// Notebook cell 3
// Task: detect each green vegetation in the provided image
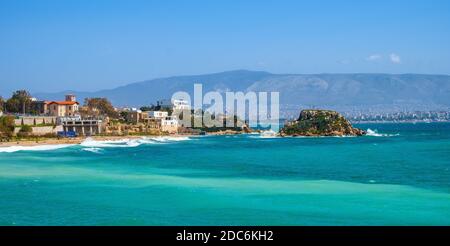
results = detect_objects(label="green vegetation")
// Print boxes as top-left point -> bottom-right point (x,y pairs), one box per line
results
140,105 -> 173,115
0,96 -> 4,112
119,111 -> 129,121
16,125 -> 33,138
4,90 -> 32,114
81,97 -> 119,118
139,106 -> 154,111
0,116 -> 15,141
34,123 -> 56,127
281,109 -> 365,136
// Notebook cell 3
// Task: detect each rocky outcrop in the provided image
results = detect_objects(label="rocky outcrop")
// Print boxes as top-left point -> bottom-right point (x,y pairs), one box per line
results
280,110 -> 365,136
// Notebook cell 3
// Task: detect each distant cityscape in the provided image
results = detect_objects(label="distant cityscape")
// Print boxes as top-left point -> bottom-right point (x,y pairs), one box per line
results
280,104 -> 450,123
344,111 -> 450,123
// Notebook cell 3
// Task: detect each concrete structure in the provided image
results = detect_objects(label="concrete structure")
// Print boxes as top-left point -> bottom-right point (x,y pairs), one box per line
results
47,94 -> 80,117
14,125 -> 63,136
48,101 -> 79,117
14,116 -> 57,126
65,94 -> 76,102
148,111 -> 168,119
126,110 -> 149,124
142,118 -> 160,129
158,99 -> 191,110
59,116 -> 104,136
173,99 -> 191,110
161,116 -> 179,133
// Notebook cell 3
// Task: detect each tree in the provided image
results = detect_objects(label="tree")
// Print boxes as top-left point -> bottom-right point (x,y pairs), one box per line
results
140,105 -> 172,114
17,125 -> 33,138
139,105 -> 155,111
119,111 -> 129,120
5,90 -> 32,114
84,98 -> 119,118
0,96 -> 4,112
0,116 -> 15,140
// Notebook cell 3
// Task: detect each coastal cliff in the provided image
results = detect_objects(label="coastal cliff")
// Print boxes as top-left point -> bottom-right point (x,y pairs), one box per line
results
280,110 -> 365,136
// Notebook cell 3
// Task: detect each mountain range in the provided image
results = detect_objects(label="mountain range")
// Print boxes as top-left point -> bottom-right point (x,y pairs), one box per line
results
34,70 -> 450,112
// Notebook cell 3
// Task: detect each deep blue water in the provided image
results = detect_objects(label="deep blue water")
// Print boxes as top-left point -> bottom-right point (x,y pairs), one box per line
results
0,123 -> 449,225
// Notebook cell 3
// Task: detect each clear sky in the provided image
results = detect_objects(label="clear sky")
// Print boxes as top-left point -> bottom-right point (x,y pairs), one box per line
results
1,0 -> 450,96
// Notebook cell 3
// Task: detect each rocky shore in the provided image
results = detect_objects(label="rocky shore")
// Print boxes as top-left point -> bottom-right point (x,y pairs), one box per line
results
280,109 -> 366,137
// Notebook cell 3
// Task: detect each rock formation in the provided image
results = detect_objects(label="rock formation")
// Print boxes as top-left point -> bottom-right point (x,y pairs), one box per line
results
280,110 -> 365,136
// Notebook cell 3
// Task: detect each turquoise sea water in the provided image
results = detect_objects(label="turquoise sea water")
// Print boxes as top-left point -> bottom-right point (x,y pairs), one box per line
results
0,123 -> 449,225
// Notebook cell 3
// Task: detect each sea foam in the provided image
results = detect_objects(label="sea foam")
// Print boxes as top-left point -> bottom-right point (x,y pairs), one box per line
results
82,147 -> 103,154
0,144 -> 74,153
366,129 -> 399,137
80,136 -> 192,148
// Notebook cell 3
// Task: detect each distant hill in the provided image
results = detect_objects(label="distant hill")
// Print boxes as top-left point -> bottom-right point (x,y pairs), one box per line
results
34,70 -> 450,111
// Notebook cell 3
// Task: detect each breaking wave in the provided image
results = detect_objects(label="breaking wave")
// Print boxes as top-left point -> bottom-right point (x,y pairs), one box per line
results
0,137 -> 193,153
0,144 -> 74,153
82,147 -> 103,154
80,136 -> 192,148
366,129 -> 399,137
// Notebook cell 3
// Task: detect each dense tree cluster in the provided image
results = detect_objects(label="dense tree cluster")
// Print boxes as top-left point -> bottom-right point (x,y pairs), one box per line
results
0,115 -> 15,140
82,98 -> 119,118
1,90 -> 32,114
140,105 -> 173,115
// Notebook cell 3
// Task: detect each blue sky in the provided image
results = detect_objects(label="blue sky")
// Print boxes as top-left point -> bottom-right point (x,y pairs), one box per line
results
1,0 -> 450,95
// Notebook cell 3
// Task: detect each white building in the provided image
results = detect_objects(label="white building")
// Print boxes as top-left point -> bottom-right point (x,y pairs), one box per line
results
172,99 -> 191,110
158,99 -> 191,111
148,111 -> 168,119
161,116 -> 179,133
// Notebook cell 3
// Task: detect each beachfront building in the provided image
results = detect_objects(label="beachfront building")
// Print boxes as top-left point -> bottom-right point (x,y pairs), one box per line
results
173,99 -> 191,110
48,94 -> 80,117
161,116 -> 179,133
59,116 -> 104,136
138,113 -> 179,134
148,111 -> 168,119
158,99 -> 191,111
126,110 -> 149,124
48,101 -> 79,117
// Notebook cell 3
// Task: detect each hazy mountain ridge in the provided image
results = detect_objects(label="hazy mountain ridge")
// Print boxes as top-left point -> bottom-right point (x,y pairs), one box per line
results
34,70 -> 450,110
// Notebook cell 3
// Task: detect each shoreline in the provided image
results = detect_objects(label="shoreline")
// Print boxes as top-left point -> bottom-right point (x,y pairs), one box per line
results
0,134 -> 196,148
0,129 -> 253,148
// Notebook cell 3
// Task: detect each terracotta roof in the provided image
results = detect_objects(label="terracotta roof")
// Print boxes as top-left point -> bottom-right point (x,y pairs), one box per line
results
48,101 -> 79,105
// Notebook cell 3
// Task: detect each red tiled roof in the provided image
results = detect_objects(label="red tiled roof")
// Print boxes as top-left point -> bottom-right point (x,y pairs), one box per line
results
48,101 -> 79,105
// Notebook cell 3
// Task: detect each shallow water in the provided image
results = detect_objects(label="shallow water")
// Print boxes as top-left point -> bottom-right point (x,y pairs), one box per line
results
0,123 -> 449,225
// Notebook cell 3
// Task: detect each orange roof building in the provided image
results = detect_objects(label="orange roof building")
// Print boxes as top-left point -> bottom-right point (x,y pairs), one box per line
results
48,101 -> 79,106
48,96 -> 80,117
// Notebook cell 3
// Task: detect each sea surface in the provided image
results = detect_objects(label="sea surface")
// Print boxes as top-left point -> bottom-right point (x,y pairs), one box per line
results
1,123 -> 449,225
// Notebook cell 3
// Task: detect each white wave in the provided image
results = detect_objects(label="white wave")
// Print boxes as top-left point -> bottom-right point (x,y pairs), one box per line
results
79,136 -> 192,148
82,147 -> 103,153
148,136 -> 191,142
258,130 -> 279,138
366,129 -> 399,137
0,144 -> 74,153
80,138 -> 141,148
